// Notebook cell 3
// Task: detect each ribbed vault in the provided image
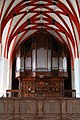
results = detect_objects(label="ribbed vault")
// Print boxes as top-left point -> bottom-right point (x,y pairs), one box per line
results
0,0 -> 80,67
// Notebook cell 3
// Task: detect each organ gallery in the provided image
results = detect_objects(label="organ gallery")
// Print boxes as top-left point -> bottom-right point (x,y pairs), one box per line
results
8,30 -> 74,98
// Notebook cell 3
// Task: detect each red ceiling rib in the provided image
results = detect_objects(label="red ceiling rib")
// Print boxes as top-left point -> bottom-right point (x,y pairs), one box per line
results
4,18 -> 13,58
57,1 -> 80,40
1,0 -> 15,34
0,0 -> 5,21
0,0 -> 80,63
69,16 -> 79,58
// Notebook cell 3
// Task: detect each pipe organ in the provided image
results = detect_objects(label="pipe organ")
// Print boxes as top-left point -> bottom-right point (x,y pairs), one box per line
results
15,32 -> 68,97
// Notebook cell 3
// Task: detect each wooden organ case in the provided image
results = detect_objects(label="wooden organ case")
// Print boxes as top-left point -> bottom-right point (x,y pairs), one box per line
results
15,31 -> 68,97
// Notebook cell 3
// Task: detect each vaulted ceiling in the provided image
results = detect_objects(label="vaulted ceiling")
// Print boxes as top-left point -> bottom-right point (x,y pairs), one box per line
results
0,0 -> 80,62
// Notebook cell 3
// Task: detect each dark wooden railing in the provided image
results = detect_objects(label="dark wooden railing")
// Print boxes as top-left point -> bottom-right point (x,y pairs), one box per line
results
63,89 -> 76,98
6,90 -> 21,98
6,89 -> 76,98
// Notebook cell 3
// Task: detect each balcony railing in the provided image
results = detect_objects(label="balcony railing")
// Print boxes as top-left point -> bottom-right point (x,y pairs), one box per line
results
6,90 -> 21,98
6,89 -> 76,98
63,90 -> 76,98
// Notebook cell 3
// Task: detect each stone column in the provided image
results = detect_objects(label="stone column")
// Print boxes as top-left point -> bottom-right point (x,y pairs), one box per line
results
71,68 -> 75,89
0,44 -> 1,57
74,58 -> 80,98
0,58 -> 8,97
6,59 -> 13,97
0,58 -> 3,97
7,61 -> 12,90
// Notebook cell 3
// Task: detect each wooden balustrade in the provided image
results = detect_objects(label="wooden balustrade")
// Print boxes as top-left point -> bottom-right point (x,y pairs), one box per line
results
6,90 -> 21,97
63,89 -> 76,98
6,89 -> 76,98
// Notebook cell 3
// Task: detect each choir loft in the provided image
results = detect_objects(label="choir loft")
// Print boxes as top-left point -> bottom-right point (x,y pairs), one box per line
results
9,30 -> 74,98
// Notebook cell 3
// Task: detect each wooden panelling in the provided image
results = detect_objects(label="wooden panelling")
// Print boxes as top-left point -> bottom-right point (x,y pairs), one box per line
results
0,98 -> 80,120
